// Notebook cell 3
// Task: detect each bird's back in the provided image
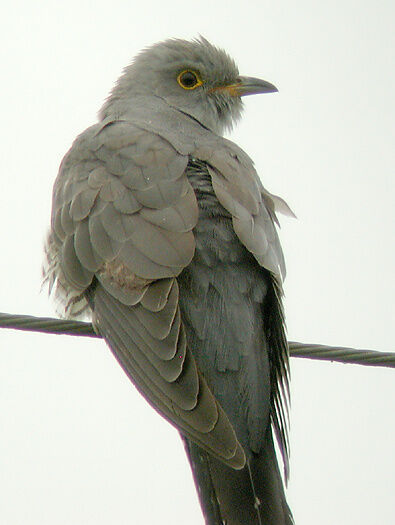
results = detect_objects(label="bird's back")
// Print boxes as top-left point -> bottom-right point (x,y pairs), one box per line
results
178,158 -> 293,524
178,158 -> 272,455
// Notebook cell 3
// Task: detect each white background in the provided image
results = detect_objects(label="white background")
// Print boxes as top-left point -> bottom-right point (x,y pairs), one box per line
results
0,1 -> 394,524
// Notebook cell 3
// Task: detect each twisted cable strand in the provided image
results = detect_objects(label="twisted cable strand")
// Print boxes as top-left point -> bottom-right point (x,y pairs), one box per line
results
1,312 -> 394,368
0,312 -> 98,338
288,342 -> 395,368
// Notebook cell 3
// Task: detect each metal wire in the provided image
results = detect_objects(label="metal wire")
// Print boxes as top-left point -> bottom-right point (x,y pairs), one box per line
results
0,312 -> 98,338
288,341 -> 395,368
1,312 -> 394,368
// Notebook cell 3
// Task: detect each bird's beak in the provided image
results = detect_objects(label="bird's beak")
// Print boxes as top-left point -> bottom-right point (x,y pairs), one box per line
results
211,76 -> 278,97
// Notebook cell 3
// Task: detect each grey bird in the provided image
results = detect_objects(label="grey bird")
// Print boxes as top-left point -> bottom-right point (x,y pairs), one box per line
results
43,37 -> 294,524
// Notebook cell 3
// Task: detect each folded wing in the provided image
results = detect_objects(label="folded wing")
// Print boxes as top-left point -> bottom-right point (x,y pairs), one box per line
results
46,119 -> 245,469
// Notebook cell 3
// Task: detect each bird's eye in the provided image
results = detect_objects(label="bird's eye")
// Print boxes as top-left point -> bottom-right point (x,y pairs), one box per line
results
177,70 -> 203,90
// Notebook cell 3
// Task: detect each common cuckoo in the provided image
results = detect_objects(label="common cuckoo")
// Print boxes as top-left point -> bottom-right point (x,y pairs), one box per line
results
44,37 -> 294,524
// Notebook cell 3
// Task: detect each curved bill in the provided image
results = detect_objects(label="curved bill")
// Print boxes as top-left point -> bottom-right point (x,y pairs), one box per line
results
212,76 -> 278,97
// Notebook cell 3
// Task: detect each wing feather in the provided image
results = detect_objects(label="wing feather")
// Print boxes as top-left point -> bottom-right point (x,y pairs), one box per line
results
46,119 -> 245,469
91,283 -> 244,467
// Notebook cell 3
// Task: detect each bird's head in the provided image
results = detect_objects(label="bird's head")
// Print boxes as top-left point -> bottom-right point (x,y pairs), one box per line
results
100,37 -> 277,135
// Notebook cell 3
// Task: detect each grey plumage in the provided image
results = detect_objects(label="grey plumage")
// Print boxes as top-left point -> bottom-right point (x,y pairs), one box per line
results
44,37 -> 293,524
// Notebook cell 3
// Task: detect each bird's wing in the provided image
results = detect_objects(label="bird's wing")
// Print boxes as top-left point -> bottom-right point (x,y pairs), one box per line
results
48,119 -> 245,469
194,137 -> 286,278
194,137 -> 291,476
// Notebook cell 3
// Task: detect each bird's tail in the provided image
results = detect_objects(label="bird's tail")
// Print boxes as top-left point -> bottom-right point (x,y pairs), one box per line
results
183,427 -> 293,525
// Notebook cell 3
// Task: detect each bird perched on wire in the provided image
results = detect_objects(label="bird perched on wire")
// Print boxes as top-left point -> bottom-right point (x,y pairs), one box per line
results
43,37 -> 295,524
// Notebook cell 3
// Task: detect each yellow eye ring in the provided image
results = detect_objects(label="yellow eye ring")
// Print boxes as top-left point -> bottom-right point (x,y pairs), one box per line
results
177,70 -> 203,90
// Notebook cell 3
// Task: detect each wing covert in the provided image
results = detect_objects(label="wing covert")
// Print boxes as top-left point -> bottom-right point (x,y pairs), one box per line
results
193,141 -> 285,280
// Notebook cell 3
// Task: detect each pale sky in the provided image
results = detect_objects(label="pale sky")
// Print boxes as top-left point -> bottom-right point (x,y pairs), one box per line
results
0,1 -> 394,524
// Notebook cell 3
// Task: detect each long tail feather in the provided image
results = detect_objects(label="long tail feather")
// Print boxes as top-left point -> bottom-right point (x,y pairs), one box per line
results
183,428 -> 294,525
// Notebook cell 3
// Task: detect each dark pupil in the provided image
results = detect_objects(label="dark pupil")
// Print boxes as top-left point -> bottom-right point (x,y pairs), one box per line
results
181,71 -> 197,87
